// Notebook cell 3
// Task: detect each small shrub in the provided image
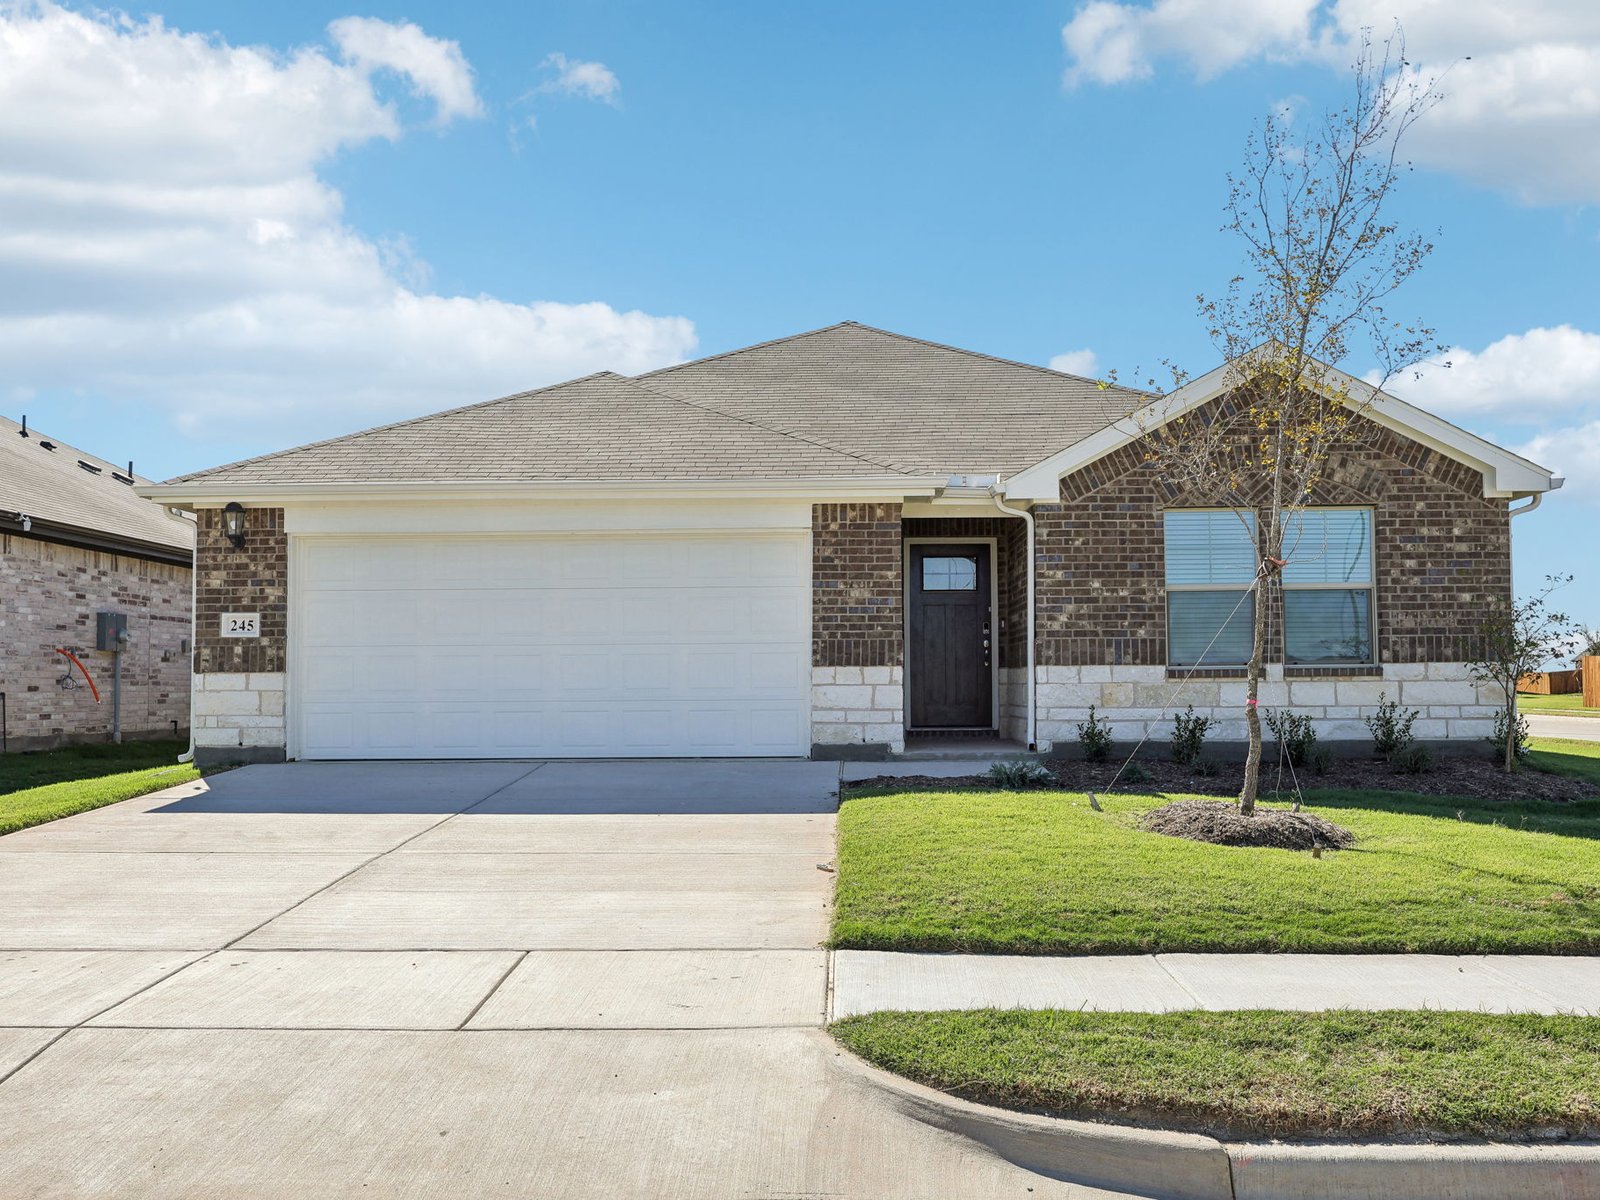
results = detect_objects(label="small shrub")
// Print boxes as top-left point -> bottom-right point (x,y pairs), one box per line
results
1390,743 -> 1433,775
1118,761 -> 1152,785
1306,744 -> 1335,776
1169,705 -> 1215,765
1490,709 -> 1531,765
1077,705 -> 1114,763
1263,708 -> 1317,767
987,761 -> 1058,790
1365,693 -> 1420,759
1192,755 -> 1221,778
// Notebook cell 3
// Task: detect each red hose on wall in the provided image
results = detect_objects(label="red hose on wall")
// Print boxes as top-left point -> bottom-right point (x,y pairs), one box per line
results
54,648 -> 101,702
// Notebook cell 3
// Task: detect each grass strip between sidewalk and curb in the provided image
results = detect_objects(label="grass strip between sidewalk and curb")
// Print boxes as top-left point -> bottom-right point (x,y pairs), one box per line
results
833,741 -> 1600,955
831,1008 -> 1600,1143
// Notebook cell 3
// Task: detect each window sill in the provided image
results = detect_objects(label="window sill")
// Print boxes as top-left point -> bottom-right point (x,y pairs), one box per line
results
1284,665 -> 1383,678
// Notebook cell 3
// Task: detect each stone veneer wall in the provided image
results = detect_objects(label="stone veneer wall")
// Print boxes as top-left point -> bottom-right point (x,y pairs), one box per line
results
191,506 -> 289,763
0,533 -> 191,750
1027,399 -> 1512,752
811,503 -> 904,754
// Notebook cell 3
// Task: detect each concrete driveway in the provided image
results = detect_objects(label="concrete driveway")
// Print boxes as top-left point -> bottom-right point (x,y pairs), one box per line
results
0,760 -> 1133,1199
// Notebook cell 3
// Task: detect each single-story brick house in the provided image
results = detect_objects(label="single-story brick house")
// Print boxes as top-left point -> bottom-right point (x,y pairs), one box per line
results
2,415 -> 194,752
139,323 -> 1559,765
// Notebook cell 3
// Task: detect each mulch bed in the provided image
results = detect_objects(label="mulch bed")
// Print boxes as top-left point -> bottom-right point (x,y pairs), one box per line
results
1141,799 -> 1356,850
848,754 -> 1597,805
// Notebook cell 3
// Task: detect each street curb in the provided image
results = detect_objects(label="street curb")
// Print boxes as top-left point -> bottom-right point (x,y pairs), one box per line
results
825,1036 -> 1234,1200
829,1039 -> 1600,1200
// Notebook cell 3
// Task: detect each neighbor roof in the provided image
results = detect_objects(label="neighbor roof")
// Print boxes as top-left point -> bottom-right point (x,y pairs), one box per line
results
1,416 -> 194,560
158,323 -> 1147,489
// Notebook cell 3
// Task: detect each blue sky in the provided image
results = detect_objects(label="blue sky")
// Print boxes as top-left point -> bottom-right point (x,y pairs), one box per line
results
4,1 -> 1596,632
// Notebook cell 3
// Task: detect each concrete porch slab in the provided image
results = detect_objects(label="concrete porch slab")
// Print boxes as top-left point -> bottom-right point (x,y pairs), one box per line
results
0,951 -> 203,1025
90,951 -> 521,1030
467,950 -> 828,1029
476,759 -> 839,814
831,951 -> 1194,1018
0,851 -> 370,950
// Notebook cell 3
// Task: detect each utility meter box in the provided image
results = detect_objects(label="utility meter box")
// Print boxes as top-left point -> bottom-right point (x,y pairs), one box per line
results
95,611 -> 128,652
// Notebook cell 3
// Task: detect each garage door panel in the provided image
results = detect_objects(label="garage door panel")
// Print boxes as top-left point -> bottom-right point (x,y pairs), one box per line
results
294,533 -> 810,759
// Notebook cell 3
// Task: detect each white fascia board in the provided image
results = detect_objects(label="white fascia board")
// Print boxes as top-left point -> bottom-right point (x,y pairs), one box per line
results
1001,358 -> 1560,502
137,475 -> 943,508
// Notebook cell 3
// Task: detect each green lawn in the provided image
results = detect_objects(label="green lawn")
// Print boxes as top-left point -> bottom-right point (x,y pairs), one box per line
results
834,758 -> 1600,954
1529,737 -> 1600,785
831,1009 -> 1600,1142
1519,693 -> 1600,718
0,740 -> 200,837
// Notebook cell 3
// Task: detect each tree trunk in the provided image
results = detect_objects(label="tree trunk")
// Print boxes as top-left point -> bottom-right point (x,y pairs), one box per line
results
1239,577 -> 1269,815
1504,692 -> 1517,773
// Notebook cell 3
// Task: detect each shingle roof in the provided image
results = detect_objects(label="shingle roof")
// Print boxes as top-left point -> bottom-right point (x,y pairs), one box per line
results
167,371 -> 907,485
1,415 -> 194,556
163,322 -> 1147,488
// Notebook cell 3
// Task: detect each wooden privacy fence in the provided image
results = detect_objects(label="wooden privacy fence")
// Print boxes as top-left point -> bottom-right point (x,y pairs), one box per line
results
1586,656 -> 1600,709
1519,669 -> 1579,695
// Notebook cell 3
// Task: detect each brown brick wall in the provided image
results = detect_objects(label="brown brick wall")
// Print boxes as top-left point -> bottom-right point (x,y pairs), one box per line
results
812,503 -> 903,668
194,507 -> 288,674
0,533 -> 191,749
902,516 -> 1028,668
1036,400 -> 1512,667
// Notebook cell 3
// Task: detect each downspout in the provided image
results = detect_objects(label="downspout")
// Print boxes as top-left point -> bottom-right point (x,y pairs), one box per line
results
177,521 -> 198,764
990,479 -> 1037,752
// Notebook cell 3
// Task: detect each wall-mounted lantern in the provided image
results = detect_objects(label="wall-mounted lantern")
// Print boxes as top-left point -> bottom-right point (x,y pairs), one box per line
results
222,501 -> 246,548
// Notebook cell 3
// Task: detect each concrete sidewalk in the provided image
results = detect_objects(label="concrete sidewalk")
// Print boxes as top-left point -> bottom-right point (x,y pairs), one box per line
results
831,950 -> 1600,1018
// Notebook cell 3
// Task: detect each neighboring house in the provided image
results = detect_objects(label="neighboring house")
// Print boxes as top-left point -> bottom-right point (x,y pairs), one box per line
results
138,323 -> 1559,765
1,416 -> 195,752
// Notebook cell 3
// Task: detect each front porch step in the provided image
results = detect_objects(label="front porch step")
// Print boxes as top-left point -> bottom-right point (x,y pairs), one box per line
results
898,737 -> 1042,762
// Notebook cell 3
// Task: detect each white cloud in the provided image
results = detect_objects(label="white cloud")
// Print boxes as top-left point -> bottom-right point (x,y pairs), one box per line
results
328,15 -> 483,122
1390,326 -> 1600,421
1059,0 -> 1600,203
1379,325 -> 1600,505
541,52 -> 622,105
0,5 -> 693,447
1049,348 -> 1101,376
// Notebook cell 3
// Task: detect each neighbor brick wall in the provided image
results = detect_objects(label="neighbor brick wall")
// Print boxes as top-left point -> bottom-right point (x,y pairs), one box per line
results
812,503 -> 903,668
194,506 -> 288,675
0,533 -> 191,750
1033,396 -> 1513,669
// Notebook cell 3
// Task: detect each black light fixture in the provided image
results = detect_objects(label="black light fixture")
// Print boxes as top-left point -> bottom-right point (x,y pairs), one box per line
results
222,501 -> 246,548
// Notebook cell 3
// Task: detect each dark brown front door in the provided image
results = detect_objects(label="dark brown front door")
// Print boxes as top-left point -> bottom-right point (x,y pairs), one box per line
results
909,543 -> 992,728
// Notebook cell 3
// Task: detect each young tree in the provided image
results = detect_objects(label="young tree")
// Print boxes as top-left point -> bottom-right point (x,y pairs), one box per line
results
1133,31 -> 1441,813
1468,576 -> 1576,772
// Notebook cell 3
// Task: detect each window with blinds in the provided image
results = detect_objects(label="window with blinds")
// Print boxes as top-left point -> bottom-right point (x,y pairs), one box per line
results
1164,510 -> 1257,666
1281,508 -> 1375,664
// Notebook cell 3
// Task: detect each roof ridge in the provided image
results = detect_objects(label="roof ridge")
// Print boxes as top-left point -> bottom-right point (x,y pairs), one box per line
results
163,371 -> 623,485
623,374 -> 924,477
631,321 -> 859,382
838,321 -> 1148,397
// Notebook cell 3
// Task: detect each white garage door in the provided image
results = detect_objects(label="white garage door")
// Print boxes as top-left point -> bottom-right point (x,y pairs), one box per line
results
291,533 -> 810,759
